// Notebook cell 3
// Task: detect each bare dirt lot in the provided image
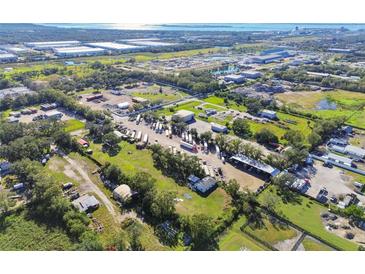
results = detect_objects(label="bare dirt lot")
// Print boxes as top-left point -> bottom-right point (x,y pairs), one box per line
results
18,107 -> 74,124
80,91 -> 134,111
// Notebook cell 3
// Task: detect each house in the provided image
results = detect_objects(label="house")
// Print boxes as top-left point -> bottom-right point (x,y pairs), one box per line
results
172,110 -> 195,123
193,176 -> 218,196
260,109 -> 278,120
0,161 -> 11,176
113,184 -> 134,204
72,194 -> 99,212
78,139 -> 89,147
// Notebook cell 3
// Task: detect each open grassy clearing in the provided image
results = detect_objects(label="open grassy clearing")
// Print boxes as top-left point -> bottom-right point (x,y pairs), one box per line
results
218,215 -> 268,251
45,155 -> 81,187
302,237 -> 333,251
275,90 -> 365,128
203,95 -> 248,112
88,141 -> 231,219
0,214 -> 73,251
64,119 -> 85,133
258,186 -> 359,251
244,216 -> 298,245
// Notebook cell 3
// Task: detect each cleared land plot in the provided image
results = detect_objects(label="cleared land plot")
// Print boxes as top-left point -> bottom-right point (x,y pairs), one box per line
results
0,214 -> 73,251
219,215 -> 268,251
203,96 -> 248,112
258,186 -> 359,250
244,215 -> 300,250
275,90 -> 365,128
64,119 -> 85,133
89,141 -> 231,219
300,236 -> 333,251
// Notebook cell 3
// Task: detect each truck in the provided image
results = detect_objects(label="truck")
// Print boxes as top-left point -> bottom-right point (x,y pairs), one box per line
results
180,141 -> 197,152
158,123 -> 163,133
182,132 -> 186,142
136,114 -> 141,125
130,130 -> 136,139
188,133 -> 192,144
204,141 -> 208,153
155,122 -> 160,133
136,131 -> 142,141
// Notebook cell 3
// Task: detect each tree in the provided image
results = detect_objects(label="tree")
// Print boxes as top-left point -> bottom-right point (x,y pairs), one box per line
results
103,132 -> 120,148
200,131 -> 212,143
344,205 -> 364,220
0,191 -> 16,215
107,230 -> 129,251
308,131 -> 322,150
150,191 -> 176,221
186,214 -> 216,250
255,128 -> 279,145
232,118 -> 251,139
77,231 -> 103,251
283,130 -> 305,147
283,147 -> 308,167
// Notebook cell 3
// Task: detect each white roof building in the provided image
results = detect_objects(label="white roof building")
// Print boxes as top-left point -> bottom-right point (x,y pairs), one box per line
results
87,42 -> 141,52
25,41 -> 81,50
54,46 -> 106,57
113,184 -> 133,203
172,110 -> 195,122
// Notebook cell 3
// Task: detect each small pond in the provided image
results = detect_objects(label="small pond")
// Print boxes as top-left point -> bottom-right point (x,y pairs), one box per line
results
315,99 -> 337,110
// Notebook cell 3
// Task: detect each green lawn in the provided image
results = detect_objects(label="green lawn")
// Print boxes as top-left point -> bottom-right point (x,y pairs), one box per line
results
45,155 -> 81,187
244,216 -> 298,245
258,186 -> 359,251
219,215 -> 268,251
89,141 -> 230,219
302,237 -> 333,251
0,214 -> 73,251
203,96 -> 248,112
64,119 -> 85,133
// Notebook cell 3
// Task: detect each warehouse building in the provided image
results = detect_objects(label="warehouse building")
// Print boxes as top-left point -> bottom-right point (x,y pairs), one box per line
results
211,122 -> 227,133
0,86 -> 34,99
250,54 -> 284,64
25,41 -> 81,50
0,53 -> 18,63
327,153 -> 353,167
260,109 -> 278,120
172,110 -> 195,122
54,46 -> 106,57
230,154 -> 280,178
87,42 -> 141,52
224,74 -> 245,84
241,71 -> 263,79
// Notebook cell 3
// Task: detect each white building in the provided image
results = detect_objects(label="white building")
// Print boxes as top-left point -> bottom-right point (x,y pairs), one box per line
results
260,109 -> 278,120
87,42 -> 141,52
0,53 -> 18,63
25,41 -> 81,50
54,46 -> 106,57
113,184 -> 133,203
172,110 -> 195,122
117,102 -> 130,109
224,74 -> 245,84
211,122 -> 227,133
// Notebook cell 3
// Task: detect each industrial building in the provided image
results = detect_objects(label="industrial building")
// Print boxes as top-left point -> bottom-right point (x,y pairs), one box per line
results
172,110 -> 195,122
211,122 -> 227,133
250,54 -> 284,64
0,87 -> 34,99
87,42 -> 141,52
327,153 -> 353,167
187,175 -> 218,196
125,39 -> 175,47
260,109 -> 278,120
0,53 -> 18,63
241,71 -> 263,79
40,103 -> 57,111
230,154 -> 280,177
24,41 -> 81,50
223,74 -> 245,84
54,46 -> 106,57
328,48 -> 353,54
45,110 -> 63,120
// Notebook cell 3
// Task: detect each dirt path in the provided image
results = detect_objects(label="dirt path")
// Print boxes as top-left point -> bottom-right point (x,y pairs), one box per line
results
63,155 -> 122,223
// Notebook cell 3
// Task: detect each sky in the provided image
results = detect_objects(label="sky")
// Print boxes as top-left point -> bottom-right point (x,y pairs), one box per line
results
1,0 -> 365,23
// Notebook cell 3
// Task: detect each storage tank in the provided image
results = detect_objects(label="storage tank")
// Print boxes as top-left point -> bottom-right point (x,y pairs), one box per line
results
117,102 -> 130,109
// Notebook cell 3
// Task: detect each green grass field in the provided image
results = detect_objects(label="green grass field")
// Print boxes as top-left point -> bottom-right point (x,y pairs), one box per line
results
64,119 -> 85,133
302,237 -> 333,251
0,214 -> 73,251
89,141 -> 230,219
219,215 -> 268,251
258,186 -> 359,251
275,90 -> 365,128
244,216 -> 298,245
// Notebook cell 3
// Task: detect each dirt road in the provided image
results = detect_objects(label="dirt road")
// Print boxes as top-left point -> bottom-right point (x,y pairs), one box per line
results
63,155 -> 125,223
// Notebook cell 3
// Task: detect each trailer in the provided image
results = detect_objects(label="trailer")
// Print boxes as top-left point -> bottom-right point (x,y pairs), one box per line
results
203,165 -> 210,176
204,142 -> 208,153
158,123 -> 163,133
155,122 -> 160,133
188,133 -> 192,144
152,122 -> 156,130
173,147 -> 177,155
136,131 -> 142,141
215,145 -> 220,157
143,133 -> 149,144
136,114 -> 141,125
130,130 -> 136,139
180,141 -> 197,152
182,132 -> 186,142
168,129 -> 172,139
165,129 -> 169,137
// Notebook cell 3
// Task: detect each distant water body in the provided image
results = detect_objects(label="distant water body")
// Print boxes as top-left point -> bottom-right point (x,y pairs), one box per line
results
40,23 -> 365,32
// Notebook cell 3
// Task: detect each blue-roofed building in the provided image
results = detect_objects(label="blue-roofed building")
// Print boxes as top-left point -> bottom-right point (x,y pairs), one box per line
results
193,176 -> 218,196
187,174 -> 201,189
0,161 -> 11,176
